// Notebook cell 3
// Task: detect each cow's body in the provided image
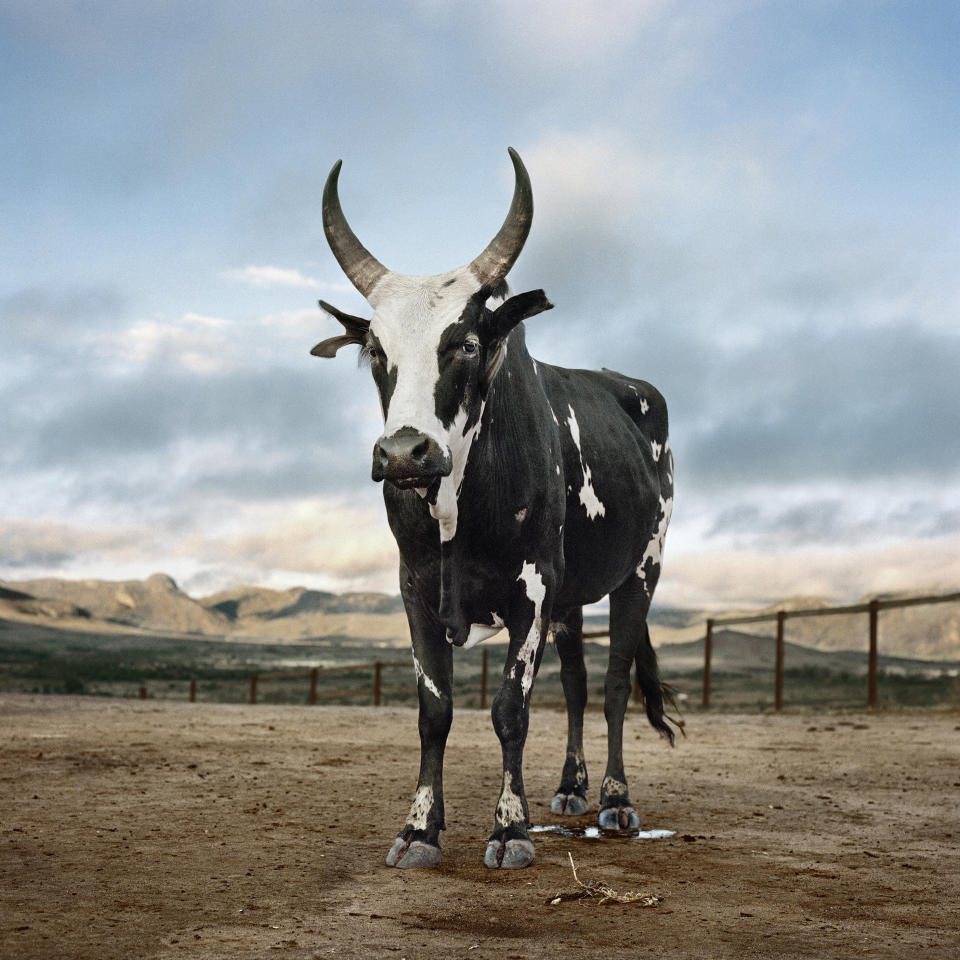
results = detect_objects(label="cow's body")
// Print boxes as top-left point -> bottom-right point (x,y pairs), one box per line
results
312,149 -> 677,870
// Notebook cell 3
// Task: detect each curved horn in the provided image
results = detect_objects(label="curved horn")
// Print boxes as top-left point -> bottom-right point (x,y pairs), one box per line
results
468,147 -> 534,288
322,159 -> 389,299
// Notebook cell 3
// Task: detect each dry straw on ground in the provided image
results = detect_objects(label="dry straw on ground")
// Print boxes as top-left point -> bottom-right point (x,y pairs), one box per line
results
547,853 -> 662,906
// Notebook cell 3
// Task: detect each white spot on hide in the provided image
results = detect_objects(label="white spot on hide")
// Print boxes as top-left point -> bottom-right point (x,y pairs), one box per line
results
640,397 -> 649,414
635,495 -> 673,593
601,775 -> 628,798
431,402 -> 484,542
496,777 -> 525,826
405,785 -> 434,829
513,562 -> 546,696
411,652 -> 442,700
651,439 -> 662,462
566,405 -> 606,519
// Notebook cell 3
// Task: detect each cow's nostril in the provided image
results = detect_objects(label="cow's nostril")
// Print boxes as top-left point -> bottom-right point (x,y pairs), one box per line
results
410,439 -> 430,463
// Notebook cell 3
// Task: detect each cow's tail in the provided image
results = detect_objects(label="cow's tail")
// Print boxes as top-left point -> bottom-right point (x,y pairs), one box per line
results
635,624 -> 685,746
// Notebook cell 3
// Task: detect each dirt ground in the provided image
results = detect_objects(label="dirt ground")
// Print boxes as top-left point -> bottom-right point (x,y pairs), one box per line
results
1,694 -> 958,959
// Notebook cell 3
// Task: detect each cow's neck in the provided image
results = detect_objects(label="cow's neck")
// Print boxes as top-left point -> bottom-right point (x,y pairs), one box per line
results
433,325 -> 561,643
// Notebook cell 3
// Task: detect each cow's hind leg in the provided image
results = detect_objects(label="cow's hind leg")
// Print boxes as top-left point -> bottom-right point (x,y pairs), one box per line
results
385,564 -> 452,869
598,578 -> 670,830
551,606 -> 589,816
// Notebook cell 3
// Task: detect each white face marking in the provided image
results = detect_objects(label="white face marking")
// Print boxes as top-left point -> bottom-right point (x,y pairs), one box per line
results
496,776 -> 525,826
411,651 -> 442,700
566,405 -> 606,520
635,495 -> 673,595
368,266 -> 480,452
405,785 -> 434,830
463,614 -> 505,649
513,561 -> 546,696
430,402 -> 484,541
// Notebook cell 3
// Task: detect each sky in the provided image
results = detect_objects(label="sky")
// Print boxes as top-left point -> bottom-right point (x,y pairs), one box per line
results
1,0 -> 958,609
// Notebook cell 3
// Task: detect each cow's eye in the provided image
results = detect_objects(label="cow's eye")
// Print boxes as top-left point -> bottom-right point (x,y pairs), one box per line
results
461,339 -> 479,356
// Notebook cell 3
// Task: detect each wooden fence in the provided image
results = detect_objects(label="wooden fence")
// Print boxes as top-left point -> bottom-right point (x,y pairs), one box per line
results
701,591 -> 960,711
137,650 -> 498,708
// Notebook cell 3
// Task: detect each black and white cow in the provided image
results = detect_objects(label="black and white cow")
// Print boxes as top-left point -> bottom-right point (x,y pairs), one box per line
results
311,148 -> 677,870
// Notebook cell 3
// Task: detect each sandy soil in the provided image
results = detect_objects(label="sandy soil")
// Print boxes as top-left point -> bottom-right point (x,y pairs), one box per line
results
1,694 -> 958,959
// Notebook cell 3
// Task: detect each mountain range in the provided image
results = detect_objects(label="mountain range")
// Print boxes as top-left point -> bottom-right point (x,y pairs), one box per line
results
1,573 -> 959,661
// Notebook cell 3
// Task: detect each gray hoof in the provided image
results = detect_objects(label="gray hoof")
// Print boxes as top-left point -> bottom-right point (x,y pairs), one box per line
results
598,805 -> 640,830
551,792 -> 588,816
484,838 -> 535,869
386,837 -> 442,869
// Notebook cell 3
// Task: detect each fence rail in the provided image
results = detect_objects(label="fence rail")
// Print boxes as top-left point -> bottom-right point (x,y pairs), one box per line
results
701,591 -> 960,711
125,590 -> 958,711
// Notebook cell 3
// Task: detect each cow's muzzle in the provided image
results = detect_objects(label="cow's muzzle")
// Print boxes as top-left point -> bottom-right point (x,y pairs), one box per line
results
372,427 -> 452,489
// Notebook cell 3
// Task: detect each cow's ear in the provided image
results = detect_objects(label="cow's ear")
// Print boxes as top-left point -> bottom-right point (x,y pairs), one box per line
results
487,289 -> 553,340
480,291 -> 554,395
310,300 -> 370,358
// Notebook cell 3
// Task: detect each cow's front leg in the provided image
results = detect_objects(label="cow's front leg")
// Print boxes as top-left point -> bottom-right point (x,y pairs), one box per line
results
386,573 -> 452,869
485,561 -> 553,870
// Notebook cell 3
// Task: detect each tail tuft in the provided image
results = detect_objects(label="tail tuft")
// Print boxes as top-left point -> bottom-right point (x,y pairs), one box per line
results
635,636 -> 685,747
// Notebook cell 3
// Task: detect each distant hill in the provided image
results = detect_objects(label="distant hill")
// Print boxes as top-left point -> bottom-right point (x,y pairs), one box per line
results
1,574 -> 958,660
7,573 -> 230,635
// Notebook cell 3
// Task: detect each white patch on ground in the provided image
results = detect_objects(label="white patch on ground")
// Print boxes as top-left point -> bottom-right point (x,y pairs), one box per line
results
405,785 -> 434,830
601,775 -> 628,798
411,651 -> 442,700
513,561 -> 546,696
566,405 -> 606,519
496,778 -> 525,826
431,402 -> 484,542
635,495 -> 673,593
463,615 -> 505,649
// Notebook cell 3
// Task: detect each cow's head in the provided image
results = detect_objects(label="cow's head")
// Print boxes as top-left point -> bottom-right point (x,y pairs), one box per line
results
312,149 -> 552,501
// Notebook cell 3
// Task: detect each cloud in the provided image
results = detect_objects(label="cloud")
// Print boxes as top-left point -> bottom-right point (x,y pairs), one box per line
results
659,537 -> 960,610
0,284 -> 127,343
222,265 -> 326,290
0,518 -> 150,574
182,495 -> 399,592
94,313 -> 234,374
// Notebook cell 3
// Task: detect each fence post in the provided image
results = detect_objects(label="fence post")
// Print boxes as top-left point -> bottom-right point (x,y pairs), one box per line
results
139,684 -> 147,700
249,674 -> 258,705
374,662 -> 382,706
481,648 -> 488,709
189,679 -> 196,703
309,668 -> 318,705
775,611 -> 786,711
867,599 -> 879,709
702,619 -> 713,710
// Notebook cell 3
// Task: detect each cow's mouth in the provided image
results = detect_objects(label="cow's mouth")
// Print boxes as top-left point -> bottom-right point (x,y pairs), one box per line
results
391,475 -> 443,504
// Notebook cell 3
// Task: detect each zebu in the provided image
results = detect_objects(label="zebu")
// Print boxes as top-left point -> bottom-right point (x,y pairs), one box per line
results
311,148 -> 677,870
